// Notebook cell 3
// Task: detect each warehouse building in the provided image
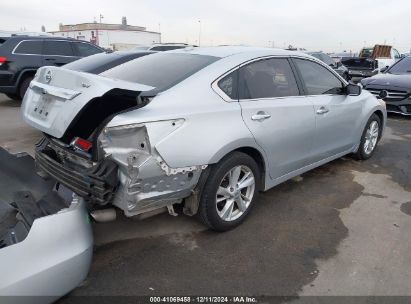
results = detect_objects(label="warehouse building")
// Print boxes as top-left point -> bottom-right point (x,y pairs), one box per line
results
49,18 -> 161,50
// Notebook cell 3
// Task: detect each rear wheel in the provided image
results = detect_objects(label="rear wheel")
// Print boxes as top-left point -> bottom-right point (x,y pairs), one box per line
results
19,76 -> 34,100
198,152 -> 261,231
5,93 -> 20,101
353,113 -> 381,160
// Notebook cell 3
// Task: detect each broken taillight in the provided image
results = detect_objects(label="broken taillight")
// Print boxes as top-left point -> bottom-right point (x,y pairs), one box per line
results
71,137 -> 92,152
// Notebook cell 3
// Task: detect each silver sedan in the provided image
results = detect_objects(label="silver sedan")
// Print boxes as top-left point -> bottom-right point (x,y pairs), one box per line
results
22,46 -> 387,231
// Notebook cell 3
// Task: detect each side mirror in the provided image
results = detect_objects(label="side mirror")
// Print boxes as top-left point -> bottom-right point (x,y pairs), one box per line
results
336,61 -> 343,68
346,83 -> 362,96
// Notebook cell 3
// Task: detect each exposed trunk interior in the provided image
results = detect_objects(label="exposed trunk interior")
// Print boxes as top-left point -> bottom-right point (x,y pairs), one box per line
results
61,88 -> 151,156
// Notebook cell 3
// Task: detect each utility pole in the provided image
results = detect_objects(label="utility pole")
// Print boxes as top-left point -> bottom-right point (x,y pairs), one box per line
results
198,20 -> 202,47
158,23 -> 161,43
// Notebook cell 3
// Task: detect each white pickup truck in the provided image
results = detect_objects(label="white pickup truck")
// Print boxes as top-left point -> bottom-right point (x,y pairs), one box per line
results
341,45 -> 402,80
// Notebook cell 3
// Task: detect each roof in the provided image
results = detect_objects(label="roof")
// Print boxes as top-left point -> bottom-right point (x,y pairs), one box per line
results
170,46 -> 307,59
3,35 -> 77,41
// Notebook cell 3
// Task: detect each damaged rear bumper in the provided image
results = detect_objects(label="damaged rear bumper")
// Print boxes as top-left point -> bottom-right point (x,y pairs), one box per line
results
35,137 -> 118,204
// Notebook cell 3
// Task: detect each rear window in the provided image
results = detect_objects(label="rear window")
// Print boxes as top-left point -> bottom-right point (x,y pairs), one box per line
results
64,52 -> 149,74
101,53 -> 219,91
14,40 -> 43,55
150,45 -> 187,51
0,37 -> 9,46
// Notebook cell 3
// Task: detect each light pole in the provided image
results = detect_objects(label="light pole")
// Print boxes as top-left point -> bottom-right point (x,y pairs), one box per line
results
198,20 -> 202,47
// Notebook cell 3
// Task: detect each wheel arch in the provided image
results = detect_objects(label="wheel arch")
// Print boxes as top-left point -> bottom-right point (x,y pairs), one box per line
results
373,109 -> 384,140
16,69 -> 37,90
209,145 -> 268,189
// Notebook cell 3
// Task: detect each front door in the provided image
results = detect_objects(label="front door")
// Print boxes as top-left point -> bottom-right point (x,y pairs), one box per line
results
238,57 -> 316,180
292,58 -> 361,161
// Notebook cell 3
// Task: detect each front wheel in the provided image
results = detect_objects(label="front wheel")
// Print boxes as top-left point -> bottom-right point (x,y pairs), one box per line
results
353,113 -> 381,160
198,152 -> 261,231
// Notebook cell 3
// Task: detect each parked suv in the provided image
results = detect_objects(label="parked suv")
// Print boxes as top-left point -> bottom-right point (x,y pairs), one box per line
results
0,36 -> 104,100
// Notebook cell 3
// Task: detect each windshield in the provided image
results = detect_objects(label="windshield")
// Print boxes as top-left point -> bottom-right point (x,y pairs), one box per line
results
101,53 -> 219,91
387,56 -> 411,74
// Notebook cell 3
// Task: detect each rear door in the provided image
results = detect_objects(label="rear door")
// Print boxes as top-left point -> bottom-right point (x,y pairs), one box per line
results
42,40 -> 78,66
292,58 -> 361,161
238,57 -> 316,180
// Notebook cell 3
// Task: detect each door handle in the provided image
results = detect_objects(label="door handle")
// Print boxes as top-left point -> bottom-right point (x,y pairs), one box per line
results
316,106 -> 329,115
44,58 -> 56,61
251,112 -> 271,121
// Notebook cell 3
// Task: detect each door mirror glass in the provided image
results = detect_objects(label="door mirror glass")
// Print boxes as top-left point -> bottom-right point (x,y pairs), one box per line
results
346,83 -> 361,96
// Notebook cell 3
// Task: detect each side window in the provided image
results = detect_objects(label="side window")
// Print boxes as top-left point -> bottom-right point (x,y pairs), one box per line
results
294,59 -> 344,95
218,70 -> 238,99
43,41 -> 74,56
14,40 -> 43,55
393,48 -> 401,60
74,42 -> 102,57
320,53 -> 335,66
239,58 -> 299,99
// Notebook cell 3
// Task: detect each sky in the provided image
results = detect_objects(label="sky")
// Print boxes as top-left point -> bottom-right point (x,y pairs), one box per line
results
1,0 -> 410,53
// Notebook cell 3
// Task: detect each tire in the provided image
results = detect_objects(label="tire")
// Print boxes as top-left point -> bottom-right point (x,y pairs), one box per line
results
19,76 -> 33,100
5,93 -> 20,101
198,152 -> 261,231
353,113 -> 381,160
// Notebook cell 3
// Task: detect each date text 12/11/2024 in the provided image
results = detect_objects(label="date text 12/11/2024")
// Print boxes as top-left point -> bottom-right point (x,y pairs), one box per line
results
149,296 -> 258,303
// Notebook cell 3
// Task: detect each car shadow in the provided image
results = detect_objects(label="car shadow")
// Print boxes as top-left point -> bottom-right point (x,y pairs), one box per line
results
0,99 -> 22,108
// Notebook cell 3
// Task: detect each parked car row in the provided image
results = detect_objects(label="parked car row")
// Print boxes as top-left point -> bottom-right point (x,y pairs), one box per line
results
341,45 -> 402,81
0,37 -> 195,100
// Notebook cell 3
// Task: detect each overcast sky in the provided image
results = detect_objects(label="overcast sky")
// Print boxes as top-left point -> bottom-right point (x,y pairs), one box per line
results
1,0 -> 410,52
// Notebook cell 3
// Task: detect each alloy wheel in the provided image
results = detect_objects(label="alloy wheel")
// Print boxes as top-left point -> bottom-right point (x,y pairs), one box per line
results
364,120 -> 379,155
215,165 -> 255,222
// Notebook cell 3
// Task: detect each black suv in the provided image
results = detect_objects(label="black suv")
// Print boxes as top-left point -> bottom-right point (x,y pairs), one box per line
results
0,36 -> 104,100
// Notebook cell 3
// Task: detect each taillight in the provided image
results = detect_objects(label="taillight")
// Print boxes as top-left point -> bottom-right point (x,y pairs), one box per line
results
71,137 -> 92,152
0,56 -> 6,66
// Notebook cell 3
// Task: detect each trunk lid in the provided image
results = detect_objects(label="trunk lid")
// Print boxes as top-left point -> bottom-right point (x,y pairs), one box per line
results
21,66 -> 155,138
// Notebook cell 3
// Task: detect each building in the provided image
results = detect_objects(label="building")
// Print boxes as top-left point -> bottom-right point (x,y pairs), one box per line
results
49,18 -> 161,50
